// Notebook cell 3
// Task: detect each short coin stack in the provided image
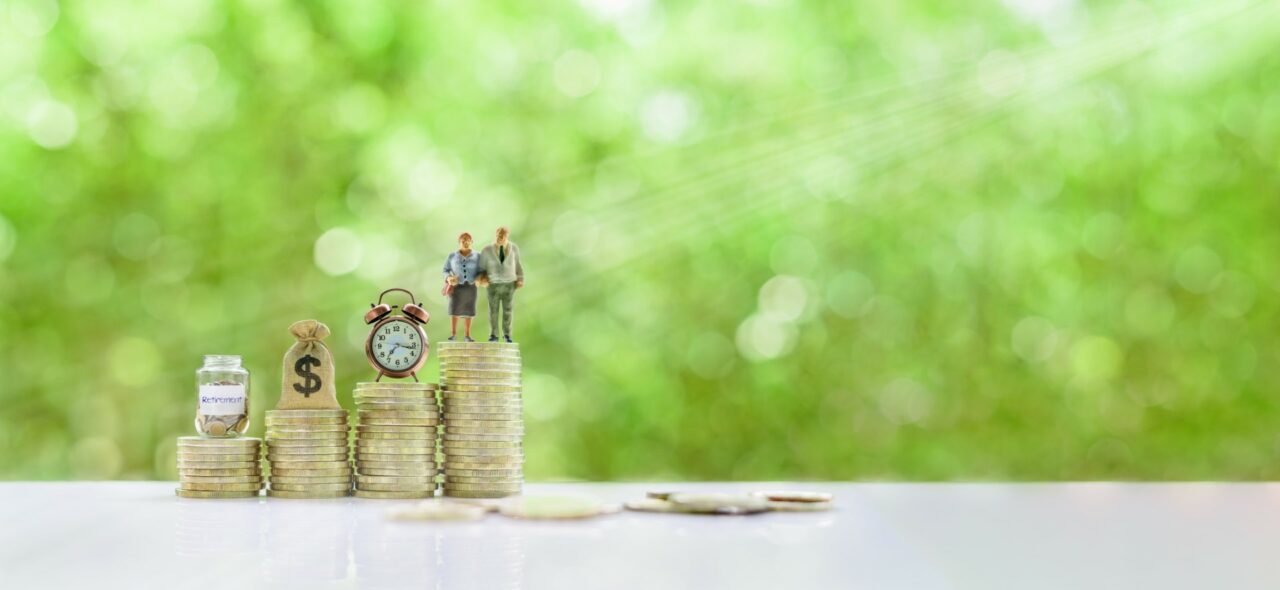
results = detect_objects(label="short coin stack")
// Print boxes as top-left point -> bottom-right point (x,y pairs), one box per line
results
439,341 -> 524,498
176,436 -> 264,498
264,409 -> 352,499
353,382 -> 439,499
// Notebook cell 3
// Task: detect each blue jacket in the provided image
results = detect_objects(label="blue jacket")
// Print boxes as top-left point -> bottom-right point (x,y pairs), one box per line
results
442,250 -> 481,285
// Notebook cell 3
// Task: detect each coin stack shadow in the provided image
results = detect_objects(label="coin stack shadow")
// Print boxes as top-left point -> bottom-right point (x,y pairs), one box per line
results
176,436 -> 264,498
264,409 -> 353,498
439,341 -> 524,498
352,382 -> 439,499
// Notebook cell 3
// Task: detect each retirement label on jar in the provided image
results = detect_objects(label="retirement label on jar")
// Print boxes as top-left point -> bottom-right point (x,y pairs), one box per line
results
199,384 -> 247,415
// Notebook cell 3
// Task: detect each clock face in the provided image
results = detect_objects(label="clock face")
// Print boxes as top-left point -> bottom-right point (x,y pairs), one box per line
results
371,319 -> 424,372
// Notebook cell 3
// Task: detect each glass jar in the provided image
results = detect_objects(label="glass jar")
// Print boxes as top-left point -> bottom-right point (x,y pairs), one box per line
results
195,355 -> 251,437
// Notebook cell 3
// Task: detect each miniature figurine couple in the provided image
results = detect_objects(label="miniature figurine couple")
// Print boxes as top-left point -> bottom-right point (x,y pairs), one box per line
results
440,226 -> 524,343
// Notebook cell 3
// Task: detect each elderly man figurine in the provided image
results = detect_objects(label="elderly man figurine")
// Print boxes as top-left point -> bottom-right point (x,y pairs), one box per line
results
441,231 -> 480,341
476,226 -> 524,343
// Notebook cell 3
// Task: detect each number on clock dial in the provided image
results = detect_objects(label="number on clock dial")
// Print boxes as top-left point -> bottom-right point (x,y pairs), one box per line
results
374,321 -> 421,371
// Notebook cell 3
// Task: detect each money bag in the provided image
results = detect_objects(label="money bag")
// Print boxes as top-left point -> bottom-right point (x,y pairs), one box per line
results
278,319 -> 339,410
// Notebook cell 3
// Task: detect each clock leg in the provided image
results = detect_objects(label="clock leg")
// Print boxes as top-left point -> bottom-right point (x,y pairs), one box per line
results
410,371 -> 419,383
375,371 -> 385,382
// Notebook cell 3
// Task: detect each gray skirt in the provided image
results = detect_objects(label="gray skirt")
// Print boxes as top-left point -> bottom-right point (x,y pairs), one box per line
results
448,283 -> 478,317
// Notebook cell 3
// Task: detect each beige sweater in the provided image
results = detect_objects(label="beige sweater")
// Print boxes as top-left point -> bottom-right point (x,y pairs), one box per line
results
478,242 -> 524,284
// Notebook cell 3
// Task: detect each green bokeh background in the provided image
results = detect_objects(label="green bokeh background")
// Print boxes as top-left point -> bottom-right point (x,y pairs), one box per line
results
1,0 -> 1278,481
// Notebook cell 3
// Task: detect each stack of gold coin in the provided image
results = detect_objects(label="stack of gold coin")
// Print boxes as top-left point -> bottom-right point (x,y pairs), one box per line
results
352,382 -> 439,499
176,436 -> 264,498
438,341 -> 523,498
264,409 -> 352,499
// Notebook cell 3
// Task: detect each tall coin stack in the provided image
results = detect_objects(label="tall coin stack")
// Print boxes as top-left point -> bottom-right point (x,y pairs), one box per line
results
352,382 -> 439,499
439,341 -> 524,498
264,409 -> 352,498
176,436 -> 264,498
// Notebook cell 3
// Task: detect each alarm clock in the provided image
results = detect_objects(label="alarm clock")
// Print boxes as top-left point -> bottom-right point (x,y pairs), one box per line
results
363,288 -> 430,381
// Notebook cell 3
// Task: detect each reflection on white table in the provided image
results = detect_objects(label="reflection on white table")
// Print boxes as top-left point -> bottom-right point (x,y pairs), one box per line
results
1,482 -> 1278,590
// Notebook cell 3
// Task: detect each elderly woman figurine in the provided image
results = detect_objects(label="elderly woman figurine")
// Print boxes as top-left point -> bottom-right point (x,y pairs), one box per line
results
441,232 -> 481,341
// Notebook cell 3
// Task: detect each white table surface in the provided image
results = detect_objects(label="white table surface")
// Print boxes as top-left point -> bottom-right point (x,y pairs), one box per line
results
1,482 -> 1278,590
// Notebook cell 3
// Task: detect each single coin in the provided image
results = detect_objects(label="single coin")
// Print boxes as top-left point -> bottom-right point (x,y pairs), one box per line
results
265,436 -> 349,445
445,427 -> 523,436
444,412 -> 523,422
354,489 -> 435,500
177,437 -> 261,448
441,364 -> 521,372
353,391 -> 437,399
269,482 -> 352,492
356,445 -> 435,454
441,489 -> 519,499
443,433 -> 523,443
443,468 -> 523,478
180,482 -> 264,492
176,489 -> 260,499
766,500 -> 834,512
444,460 -> 523,470
443,448 -> 522,458
387,499 -> 485,521
266,409 -> 349,417
357,482 -> 436,493
179,467 -> 261,477
441,440 -> 521,449
443,418 -> 522,428
442,383 -> 522,392
356,475 -> 436,485
267,440 -> 350,447
357,430 -> 435,439
263,445 -> 349,455
438,352 -> 520,359
354,391 -> 437,400
355,464 -> 437,474
268,452 -> 348,462
270,467 -> 353,477
666,493 -> 769,515
356,453 -> 435,462
177,461 -> 262,470
355,381 -> 437,389
356,466 -> 438,477
438,340 -> 519,348
440,390 -> 521,398
178,475 -> 263,484
360,419 -> 439,427
750,490 -> 834,503
267,424 -> 350,435
444,476 -> 523,484
264,417 -> 348,424
442,390 -> 522,398
176,452 -> 258,462
356,424 -> 436,433
442,398 -> 522,407
358,409 -> 440,419
442,453 -> 522,462
265,423 -> 350,432
439,354 -> 519,362
354,403 -> 436,413
269,475 -> 351,485
265,460 -> 351,470
438,347 -> 520,354
499,496 -> 609,520
442,372 -> 522,381
267,489 -> 350,499
442,482 -> 522,492
625,498 -> 679,513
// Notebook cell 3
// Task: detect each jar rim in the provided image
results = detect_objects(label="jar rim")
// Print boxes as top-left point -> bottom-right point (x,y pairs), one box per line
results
202,354 -> 243,363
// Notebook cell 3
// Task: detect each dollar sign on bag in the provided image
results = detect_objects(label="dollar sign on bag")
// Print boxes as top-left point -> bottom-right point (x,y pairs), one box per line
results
293,355 -> 322,397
